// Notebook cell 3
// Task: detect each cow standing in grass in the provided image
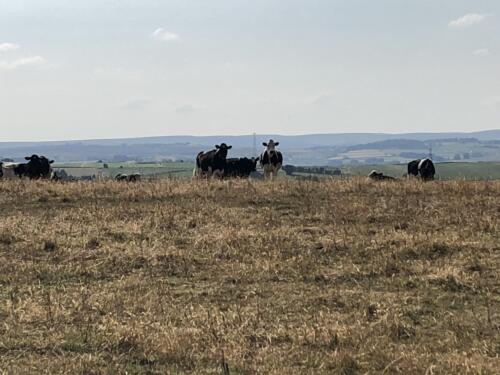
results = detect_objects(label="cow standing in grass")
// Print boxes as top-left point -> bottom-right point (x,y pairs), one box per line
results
260,140 -> 283,180
194,143 -> 232,179
223,157 -> 258,178
1,155 -> 54,179
408,159 -> 436,181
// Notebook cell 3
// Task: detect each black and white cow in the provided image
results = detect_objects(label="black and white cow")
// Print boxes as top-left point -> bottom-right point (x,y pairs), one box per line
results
39,156 -> 54,178
408,159 -> 436,181
223,157 -> 258,178
417,159 -> 436,181
260,140 -> 283,180
115,173 -> 141,182
407,160 -> 420,177
368,170 -> 396,181
1,155 -> 54,179
194,143 -> 232,178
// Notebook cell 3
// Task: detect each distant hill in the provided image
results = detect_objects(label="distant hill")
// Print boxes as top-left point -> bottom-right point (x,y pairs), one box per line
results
1,130 -> 499,165
2,129 -> 500,148
345,139 -> 428,151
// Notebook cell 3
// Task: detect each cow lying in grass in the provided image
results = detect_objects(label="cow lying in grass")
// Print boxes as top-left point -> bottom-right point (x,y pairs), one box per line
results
115,173 -> 141,182
368,170 -> 397,181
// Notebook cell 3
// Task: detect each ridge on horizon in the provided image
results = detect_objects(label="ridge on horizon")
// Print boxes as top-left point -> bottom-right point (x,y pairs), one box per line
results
1,129 -> 499,145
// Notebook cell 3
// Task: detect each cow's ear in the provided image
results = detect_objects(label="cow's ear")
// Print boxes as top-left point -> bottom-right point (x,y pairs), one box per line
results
215,145 -> 220,149
25,156 -> 31,160
50,160 -> 54,164
262,142 -> 267,147
275,142 -> 279,146
227,146 -> 232,149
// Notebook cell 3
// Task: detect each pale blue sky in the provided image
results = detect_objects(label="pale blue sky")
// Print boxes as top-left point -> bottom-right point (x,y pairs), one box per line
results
0,0 -> 499,141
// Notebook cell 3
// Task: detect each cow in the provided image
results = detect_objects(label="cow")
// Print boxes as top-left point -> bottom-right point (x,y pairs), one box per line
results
408,159 -> 436,181
38,156 -> 54,178
0,162 -> 3,178
418,158 -> 436,181
407,160 -> 420,178
368,170 -> 396,181
115,173 -> 141,182
1,155 -> 54,179
223,157 -> 258,178
260,140 -> 283,180
193,143 -> 232,179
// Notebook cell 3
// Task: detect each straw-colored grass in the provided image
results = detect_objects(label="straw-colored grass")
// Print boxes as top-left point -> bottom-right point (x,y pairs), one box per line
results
0,179 -> 498,374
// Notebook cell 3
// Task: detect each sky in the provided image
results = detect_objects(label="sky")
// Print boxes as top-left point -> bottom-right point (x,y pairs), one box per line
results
0,0 -> 499,141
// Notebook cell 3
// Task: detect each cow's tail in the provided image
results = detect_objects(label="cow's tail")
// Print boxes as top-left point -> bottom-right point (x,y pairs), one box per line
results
194,152 -> 204,179
193,167 -> 200,178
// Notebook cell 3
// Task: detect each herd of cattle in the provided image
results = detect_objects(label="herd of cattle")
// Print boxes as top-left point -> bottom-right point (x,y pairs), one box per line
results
193,139 -> 283,179
192,139 -> 436,181
0,140 -> 436,182
0,155 -> 54,180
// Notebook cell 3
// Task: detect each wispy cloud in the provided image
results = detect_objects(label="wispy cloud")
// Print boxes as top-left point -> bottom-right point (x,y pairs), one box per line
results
150,28 -> 180,42
0,56 -> 47,70
0,43 -> 20,52
473,49 -> 490,57
119,97 -> 152,111
448,13 -> 489,28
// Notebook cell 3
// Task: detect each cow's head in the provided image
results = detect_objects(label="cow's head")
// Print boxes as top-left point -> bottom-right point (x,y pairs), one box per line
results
215,143 -> 232,158
25,154 -> 40,162
368,170 -> 383,179
39,156 -> 55,178
262,140 -> 279,151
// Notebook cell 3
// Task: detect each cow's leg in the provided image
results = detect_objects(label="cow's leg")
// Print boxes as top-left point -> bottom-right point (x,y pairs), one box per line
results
206,166 -> 214,179
269,167 -> 276,180
263,168 -> 269,180
212,169 -> 224,179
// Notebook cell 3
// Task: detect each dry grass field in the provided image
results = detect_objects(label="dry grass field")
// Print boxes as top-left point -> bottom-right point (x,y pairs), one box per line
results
0,179 -> 498,374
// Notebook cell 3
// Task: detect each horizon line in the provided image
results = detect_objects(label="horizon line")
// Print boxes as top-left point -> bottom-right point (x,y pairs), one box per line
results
1,128 -> 499,144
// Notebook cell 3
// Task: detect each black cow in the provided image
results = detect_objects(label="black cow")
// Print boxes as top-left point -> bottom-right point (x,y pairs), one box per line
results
260,139 -> 283,180
223,157 -> 258,178
38,156 -> 54,178
407,160 -> 420,177
408,159 -> 436,181
368,170 -> 396,181
194,143 -> 232,178
0,162 -> 3,178
1,155 -> 54,179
